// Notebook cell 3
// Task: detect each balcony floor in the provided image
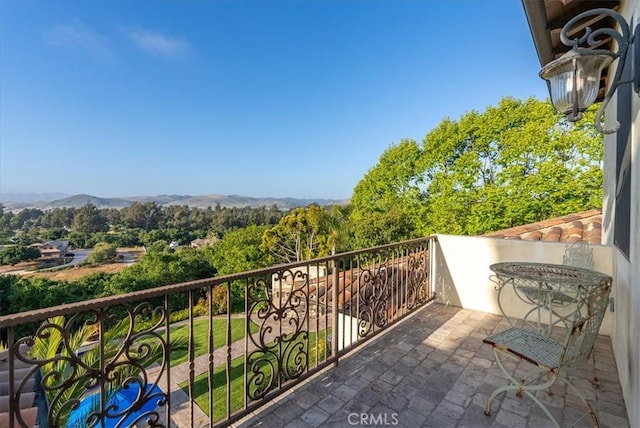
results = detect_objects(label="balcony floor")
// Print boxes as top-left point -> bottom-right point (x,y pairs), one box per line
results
234,303 -> 629,428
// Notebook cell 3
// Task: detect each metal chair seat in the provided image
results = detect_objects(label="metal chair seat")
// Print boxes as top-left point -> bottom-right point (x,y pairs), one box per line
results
483,328 -> 575,370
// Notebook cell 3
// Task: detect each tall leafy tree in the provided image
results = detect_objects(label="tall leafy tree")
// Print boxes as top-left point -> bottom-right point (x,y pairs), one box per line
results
72,204 -> 108,234
211,225 -> 270,275
351,97 -> 603,238
350,139 -> 426,225
324,204 -> 352,254
260,205 -> 332,263
122,202 -> 162,231
42,207 -> 76,229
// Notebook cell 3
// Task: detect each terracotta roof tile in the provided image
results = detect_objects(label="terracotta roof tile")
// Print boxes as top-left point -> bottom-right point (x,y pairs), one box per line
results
523,231 -> 542,241
542,227 -> 562,241
585,222 -> 602,244
483,209 -> 602,244
540,218 -> 566,227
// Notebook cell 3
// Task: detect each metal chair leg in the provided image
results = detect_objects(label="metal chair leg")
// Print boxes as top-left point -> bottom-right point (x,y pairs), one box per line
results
565,376 -> 600,427
484,348 -> 561,427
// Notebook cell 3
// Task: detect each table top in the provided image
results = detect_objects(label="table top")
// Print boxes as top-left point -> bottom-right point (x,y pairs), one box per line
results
490,262 -> 611,287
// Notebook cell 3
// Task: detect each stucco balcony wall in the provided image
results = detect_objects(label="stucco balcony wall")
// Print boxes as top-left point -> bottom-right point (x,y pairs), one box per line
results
432,234 -> 614,336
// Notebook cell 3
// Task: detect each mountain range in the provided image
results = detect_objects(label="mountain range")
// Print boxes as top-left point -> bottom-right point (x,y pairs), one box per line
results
0,193 -> 347,211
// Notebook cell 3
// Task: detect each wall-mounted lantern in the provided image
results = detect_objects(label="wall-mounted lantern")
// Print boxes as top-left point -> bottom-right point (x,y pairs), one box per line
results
539,8 -> 639,134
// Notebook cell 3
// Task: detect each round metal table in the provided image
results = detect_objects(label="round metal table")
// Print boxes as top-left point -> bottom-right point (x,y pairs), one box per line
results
489,262 -> 612,334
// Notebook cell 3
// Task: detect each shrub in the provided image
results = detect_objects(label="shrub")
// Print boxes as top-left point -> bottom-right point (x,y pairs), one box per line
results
87,242 -> 117,264
0,245 -> 41,265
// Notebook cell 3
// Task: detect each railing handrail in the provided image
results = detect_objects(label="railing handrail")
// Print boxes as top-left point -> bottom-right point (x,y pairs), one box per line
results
0,236 -> 438,328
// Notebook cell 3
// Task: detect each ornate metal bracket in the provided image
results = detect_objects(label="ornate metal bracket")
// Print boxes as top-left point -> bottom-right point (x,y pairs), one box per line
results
559,8 -> 639,134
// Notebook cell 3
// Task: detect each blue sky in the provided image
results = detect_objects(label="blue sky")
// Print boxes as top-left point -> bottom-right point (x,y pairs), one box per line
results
0,1 -> 549,200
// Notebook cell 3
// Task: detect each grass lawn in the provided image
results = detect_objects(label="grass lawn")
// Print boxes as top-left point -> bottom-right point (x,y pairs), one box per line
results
180,331 -> 328,422
169,318 -> 260,367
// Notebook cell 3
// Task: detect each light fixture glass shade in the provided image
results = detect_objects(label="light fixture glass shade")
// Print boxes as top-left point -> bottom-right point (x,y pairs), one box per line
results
540,48 -> 615,118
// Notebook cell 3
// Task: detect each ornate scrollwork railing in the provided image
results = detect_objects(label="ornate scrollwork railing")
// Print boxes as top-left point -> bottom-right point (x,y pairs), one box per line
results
246,269 -> 310,400
11,303 -> 169,428
0,236 -> 437,428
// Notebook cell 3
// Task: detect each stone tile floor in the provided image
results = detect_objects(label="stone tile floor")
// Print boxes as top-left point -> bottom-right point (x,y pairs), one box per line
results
234,303 -> 629,428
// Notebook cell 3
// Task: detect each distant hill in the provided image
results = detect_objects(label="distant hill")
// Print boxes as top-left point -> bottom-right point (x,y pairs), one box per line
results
0,192 -> 70,204
1,193 -> 347,211
48,194 -> 133,209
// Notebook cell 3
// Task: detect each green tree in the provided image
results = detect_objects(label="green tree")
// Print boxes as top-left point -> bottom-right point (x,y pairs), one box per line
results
72,204 -> 108,234
102,208 -> 123,228
122,202 -> 162,231
0,245 -> 41,265
0,209 -> 14,243
324,204 -> 352,254
211,225 -> 271,312
350,207 -> 416,249
260,205 -> 332,264
0,276 -> 80,315
106,247 -> 215,296
351,139 -> 426,225
211,225 -> 270,275
40,228 -> 66,241
351,97 -> 603,238
42,207 -> 76,229
165,205 -> 192,230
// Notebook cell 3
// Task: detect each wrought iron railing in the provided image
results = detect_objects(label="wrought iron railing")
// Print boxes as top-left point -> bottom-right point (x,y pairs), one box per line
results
0,236 -> 437,428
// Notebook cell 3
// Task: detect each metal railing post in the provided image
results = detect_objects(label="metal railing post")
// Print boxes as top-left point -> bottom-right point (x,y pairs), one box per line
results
8,328 -> 15,428
430,237 -> 438,298
332,258 -> 339,366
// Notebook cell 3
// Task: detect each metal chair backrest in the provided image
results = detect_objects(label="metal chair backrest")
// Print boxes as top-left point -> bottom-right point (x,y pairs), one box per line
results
563,242 -> 593,270
564,283 -> 611,368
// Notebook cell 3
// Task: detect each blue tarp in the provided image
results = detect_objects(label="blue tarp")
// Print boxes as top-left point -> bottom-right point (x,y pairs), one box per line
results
66,383 -> 164,428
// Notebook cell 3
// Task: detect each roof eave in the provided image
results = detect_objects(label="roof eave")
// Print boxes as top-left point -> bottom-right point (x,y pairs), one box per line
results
522,0 -> 555,67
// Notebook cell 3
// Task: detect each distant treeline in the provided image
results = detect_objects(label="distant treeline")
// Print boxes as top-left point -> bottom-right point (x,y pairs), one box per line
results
0,202 -> 286,248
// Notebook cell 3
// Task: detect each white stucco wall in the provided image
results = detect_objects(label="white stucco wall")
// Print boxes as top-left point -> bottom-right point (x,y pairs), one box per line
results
335,312 -> 360,351
433,234 -> 614,335
603,2 -> 640,426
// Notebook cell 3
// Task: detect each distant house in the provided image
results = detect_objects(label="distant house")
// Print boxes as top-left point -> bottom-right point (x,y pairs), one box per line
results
169,241 -> 180,250
39,240 -> 70,259
190,237 -> 219,248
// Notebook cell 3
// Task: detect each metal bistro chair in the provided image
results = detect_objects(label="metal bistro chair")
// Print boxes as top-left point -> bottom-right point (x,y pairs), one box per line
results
514,242 -> 595,332
483,283 -> 611,427
562,241 -> 603,387
563,241 -> 594,270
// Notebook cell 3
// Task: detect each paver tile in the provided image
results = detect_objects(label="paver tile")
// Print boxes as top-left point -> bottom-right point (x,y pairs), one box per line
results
234,303 -> 628,428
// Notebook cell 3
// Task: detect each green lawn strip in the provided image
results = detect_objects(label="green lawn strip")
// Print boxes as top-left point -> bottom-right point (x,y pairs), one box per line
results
180,330 -> 328,422
169,318 -> 260,367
